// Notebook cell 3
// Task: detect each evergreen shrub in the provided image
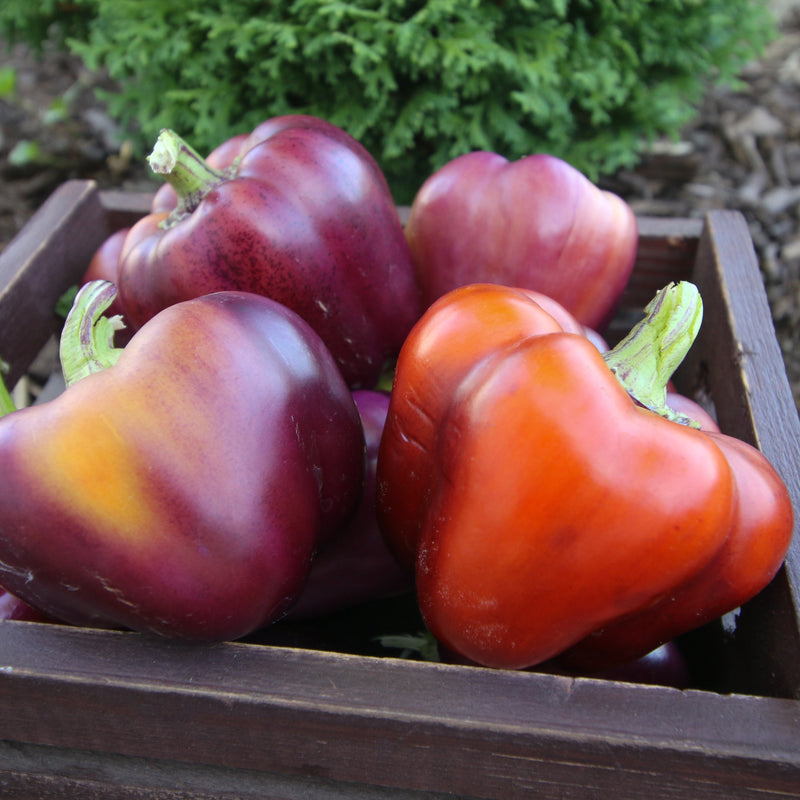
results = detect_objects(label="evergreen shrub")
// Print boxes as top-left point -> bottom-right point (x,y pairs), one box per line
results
0,0 -> 777,201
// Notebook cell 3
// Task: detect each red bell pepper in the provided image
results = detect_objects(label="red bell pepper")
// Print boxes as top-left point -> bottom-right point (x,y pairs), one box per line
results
0,281 -> 365,641
404,151 -> 637,331
116,115 -> 422,388
377,283 -> 594,570
377,282 -> 793,669
555,432 -> 794,672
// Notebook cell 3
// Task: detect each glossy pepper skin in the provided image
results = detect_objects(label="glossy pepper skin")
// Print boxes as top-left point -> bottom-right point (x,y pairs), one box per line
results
555,432 -> 794,672
116,115 -> 422,388
0,283 -> 365,641
404,152 -> 637,331
285,390 -> 412,620
377,283 -> 594,570
377,283 -> 793,670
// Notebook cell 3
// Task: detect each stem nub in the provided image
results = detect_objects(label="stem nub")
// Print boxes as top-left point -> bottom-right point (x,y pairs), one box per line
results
148,129 -> 228,228
603,281 -> 703,427
60,280 -> 126,387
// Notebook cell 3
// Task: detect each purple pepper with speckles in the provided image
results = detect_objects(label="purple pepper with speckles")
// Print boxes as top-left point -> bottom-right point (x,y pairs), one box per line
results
116,115 -> 423,389
0,286 -> 366,641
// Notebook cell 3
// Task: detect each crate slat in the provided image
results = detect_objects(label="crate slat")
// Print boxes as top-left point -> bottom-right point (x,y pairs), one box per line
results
0,182 -> 113,385
0,622 -> 798,800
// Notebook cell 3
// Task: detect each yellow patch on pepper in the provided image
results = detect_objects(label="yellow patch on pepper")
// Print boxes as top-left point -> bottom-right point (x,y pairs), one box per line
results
36,410 -> 159,543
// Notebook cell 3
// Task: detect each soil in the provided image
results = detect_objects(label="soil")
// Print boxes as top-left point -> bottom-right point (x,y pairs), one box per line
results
2,12 -> 800,411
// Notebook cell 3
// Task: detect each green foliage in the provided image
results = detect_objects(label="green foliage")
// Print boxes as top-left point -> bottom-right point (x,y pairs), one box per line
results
0,66 -> 16,99
0,0 -> 777,202
7,140 -> 44,167
0,0 -> 96,52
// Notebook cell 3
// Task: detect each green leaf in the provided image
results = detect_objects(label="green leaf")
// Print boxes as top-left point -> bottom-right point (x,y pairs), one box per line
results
0,66 -> 16,98
7,140 -> 43,167
55,285 -> 79,320
42,96 -> 68,125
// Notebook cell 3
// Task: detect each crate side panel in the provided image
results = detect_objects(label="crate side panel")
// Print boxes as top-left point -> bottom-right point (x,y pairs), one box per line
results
0,623 -> 798,799
0,181 -> 111,385
627,217 -> 703,302
0,740 -> 466,800
97,189 -> 153,231
1,720 -> 797,800
679,209 -> 800,699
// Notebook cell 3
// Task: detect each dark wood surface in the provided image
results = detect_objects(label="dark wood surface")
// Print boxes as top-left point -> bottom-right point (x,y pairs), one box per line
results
0,181 -> 112,385
0,181 -> 798,798
0,621 -> 798,800
680,211 -> 800,700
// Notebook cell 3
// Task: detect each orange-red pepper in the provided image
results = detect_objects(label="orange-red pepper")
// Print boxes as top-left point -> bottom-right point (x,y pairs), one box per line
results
376,282 -> 793,670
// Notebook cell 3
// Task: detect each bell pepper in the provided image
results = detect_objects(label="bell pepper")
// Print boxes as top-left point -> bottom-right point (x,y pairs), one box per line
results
377,283 -> 595,570
285,390 -> 413,620
404,151 -> 637,331
0,281 -> 365,641
116,115 -> 422,388
376,282 -> 793,670
555,432 -> 793,672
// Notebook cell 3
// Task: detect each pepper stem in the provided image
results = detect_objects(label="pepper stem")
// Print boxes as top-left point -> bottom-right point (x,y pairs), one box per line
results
0,360 -> 17,417
603,281 -> 703,428
148,128 -> 227,227
60,280 -> 126,387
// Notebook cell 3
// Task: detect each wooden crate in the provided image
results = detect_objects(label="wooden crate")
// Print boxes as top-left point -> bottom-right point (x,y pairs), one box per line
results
0,179 -> 798,799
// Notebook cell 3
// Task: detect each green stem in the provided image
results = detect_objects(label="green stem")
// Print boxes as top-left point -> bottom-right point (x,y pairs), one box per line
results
60,280 -> 126,387
374,631 -> 441,662
148,129 -> 227,228
0,360 -> 17,417
603,281 -> 703,428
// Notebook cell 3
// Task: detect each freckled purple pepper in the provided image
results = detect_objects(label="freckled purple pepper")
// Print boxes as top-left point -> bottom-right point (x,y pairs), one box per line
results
0,283 -> 366,641
116,115 -> 423,389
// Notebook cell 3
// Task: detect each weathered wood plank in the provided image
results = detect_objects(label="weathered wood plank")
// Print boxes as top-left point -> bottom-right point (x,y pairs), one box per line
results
0,740 -> 463,800
0,622 -> 798,799
0,181 -> 111,385
681,209 -> 800,700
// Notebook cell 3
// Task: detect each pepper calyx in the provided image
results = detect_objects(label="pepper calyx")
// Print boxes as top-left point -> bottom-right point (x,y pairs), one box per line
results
148,128 -> 228,229
602,281 -> 703,428
60,280 -> 126,387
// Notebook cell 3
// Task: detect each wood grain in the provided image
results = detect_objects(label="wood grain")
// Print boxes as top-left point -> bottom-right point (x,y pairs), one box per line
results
0,621 -> 798,800
0,181 -> 112,385
684,210 -> 800,700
